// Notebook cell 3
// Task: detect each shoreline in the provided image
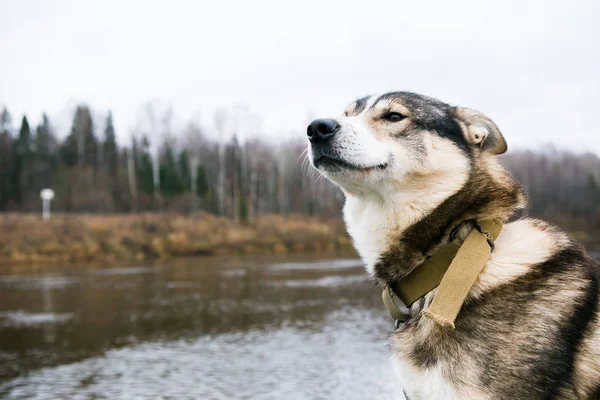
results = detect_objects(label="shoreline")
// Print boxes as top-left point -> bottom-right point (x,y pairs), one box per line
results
0,213 -> 597,267
0,213 -> 355,267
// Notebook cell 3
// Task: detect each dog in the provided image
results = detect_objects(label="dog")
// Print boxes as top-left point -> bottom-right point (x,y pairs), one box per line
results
306,92 -> 600,399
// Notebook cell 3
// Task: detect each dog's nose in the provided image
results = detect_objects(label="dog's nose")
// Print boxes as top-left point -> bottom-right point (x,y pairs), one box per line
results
307,118 -> 340,143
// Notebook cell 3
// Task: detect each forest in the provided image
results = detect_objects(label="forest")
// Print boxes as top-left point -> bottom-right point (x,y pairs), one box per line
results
0,104 -> 345,219
0,103 -> 599,226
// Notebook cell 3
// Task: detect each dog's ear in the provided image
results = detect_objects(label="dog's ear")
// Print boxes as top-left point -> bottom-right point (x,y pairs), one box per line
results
451,107 -> 507,155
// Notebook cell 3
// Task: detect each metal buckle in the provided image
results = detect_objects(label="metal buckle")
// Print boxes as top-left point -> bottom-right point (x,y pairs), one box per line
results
382,285 -> 409,329
472,221 -> 495,252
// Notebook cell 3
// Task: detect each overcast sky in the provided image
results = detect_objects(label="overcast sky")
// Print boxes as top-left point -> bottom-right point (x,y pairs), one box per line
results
1,0 -> 599,152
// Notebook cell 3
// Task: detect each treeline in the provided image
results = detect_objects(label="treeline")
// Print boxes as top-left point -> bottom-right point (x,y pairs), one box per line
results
0,105 -> 342,219
501,149 -> 600,228
0,104 -> 599,224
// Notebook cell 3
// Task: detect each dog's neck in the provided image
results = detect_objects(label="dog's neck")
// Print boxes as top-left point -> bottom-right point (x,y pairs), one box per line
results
343,158 -> 525,286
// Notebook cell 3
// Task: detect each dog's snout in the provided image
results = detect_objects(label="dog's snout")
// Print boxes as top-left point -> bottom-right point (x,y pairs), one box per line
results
307,118 -> 340,143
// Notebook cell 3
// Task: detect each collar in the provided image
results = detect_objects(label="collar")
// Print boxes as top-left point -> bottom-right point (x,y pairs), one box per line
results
382,219 -> 502,330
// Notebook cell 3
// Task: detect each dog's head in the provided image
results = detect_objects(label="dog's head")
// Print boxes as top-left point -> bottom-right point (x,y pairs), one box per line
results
307,91 -> 525,281
306,92 -> 507,196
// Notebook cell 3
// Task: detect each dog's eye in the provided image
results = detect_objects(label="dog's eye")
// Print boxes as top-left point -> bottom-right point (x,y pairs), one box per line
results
382,112 -> 405,122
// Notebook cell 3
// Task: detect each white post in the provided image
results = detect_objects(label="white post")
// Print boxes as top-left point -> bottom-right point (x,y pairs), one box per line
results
42,199 -> 50,220
40,189 -> 54,221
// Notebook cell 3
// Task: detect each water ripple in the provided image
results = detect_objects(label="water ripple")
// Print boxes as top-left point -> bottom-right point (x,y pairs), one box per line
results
0,309 -> 404,400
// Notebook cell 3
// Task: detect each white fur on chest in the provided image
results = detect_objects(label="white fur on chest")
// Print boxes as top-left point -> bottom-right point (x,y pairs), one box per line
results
392,358 -> 460,400
392,356 -> 488,400
343,197 -> 391,275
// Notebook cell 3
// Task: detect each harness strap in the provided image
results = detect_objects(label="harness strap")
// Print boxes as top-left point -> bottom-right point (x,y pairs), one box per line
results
382,219 -> 502,329
423,219 -> 502,328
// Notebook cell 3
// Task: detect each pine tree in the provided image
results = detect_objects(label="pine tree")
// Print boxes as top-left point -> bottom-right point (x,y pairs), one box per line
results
126,137 -> 139,212
82,109 -> 97,168
136,135 -> 155,196
60,132 -> 78,166
16,116 -> 32,154
62,105 -> 97,167
35,114 -> 57,159
13,116 -> 33,205
159,141 -> 186,198
178,149 -> 190,190
102,111 -> 118,176
33,114 -> 58,191
0,108 -> 14,209
59,106 -> 99,211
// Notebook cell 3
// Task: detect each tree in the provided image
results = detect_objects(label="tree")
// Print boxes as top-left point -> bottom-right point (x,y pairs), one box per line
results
0,108 -> 14,209
196,165 -> 208,198
139,102 -> 174,207
178,149 -> 190,190
185,122 -> 204,212
13,116 -> 34,205
159,139 -> 186,199
0,108 -> 12,136
32,114 -> 58,191
81,108 -> 98,168
136,135 -> 155,196
58,106 -> 100,211
62,105 -> 97,167
126,136 -> 138,212
214,109 -> 228,216
102,111 -> 118,176
224,134 -> 242,220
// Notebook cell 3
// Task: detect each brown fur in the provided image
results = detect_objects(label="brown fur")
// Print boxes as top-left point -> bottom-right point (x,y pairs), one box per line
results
374,159 -> 525,285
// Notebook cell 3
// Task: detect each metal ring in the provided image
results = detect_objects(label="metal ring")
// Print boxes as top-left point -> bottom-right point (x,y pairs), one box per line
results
472,221 -> 495,252
394,319 -> 402,330
486,237 -> 495,252
382,285 -> 409,324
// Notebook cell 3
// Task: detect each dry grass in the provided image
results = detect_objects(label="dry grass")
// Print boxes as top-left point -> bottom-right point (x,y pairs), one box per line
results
0,213 -> 354,265
2,213 -> 594,267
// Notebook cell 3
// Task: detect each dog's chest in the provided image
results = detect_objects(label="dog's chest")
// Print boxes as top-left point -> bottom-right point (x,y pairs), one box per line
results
389,305 -> 496,400
343,200 -> 391,275
392,351 -> 488,400
393,358 -> 460,400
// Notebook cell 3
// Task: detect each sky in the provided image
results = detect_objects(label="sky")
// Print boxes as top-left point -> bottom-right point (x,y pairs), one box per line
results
1,0 -> 599,152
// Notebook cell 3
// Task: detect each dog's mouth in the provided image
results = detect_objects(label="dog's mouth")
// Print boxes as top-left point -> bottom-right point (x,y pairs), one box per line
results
313,155 -> 389,172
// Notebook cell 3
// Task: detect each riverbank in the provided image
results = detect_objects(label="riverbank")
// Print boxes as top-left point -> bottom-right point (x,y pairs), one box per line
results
0,213 -> 597,266
547,216 -> 600,254
0,213 -> 354,266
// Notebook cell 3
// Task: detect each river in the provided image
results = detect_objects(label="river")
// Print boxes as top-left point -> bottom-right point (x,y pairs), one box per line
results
0,254 -> 403,399
3,251 -> 598,399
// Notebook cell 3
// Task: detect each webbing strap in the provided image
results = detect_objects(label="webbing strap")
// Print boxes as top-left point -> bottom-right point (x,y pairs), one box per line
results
382,220 -> 502,329
423,220 -> 502,328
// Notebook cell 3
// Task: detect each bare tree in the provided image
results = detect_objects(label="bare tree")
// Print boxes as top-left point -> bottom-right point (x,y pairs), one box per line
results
126,147 -> 137,212
185,121 -> 204,212
140,101 -> 175,210
142,102 -> 161,208
214,109 -> 228,216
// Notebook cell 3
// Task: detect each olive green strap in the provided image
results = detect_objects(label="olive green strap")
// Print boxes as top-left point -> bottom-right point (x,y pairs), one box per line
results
383,242 -> 462,323
383,220 -> 502,328
382,285 -> 409,322
392,242 -> 461,307
423,220 -> 502,328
